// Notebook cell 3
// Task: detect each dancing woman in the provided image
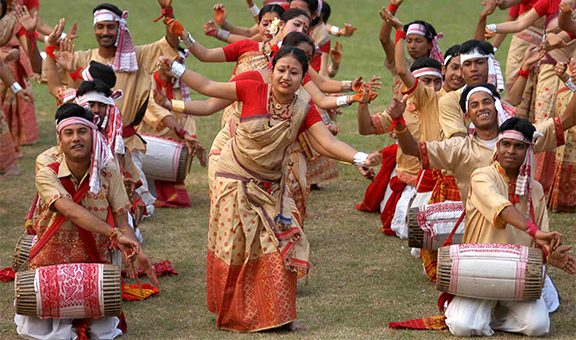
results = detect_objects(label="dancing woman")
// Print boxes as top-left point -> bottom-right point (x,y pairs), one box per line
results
158,46 -> 379,332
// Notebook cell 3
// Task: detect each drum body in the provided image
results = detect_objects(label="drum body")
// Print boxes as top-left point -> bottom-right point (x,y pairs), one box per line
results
437,243 -> 544,301
15,263 -> 122,319
408,201 -> 465,250
13,234 -> 37,272
141,134 -> 191,182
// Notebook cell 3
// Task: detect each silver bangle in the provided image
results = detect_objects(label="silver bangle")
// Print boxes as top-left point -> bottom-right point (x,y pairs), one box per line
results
565,78 -> 576,92
330,25 -> 340,36
179,32 -> 196,48
336,95 -> 350,107
169,61 -> 186,79
486,24 -> 497,33
353,152 -> 369,166
10,82 -> 23,94
217,29 -> 231,42
341,80 -> 352,92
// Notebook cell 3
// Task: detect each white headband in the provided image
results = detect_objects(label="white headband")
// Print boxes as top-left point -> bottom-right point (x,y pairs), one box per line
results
76,92 -> 116,106
412,67 -> 442,79
459,48 -> 489,64
93,9 -> 120,26
406,23 -> 427,37
465,87 -> 493,112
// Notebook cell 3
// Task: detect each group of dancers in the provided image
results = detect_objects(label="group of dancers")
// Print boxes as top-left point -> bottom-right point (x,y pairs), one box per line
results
1,0 -> 576,338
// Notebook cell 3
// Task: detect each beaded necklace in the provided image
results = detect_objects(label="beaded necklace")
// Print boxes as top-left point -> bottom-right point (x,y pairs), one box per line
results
267,85 -> 297,121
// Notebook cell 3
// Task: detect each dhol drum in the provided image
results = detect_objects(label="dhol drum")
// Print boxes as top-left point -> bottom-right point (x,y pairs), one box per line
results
141,134 -> 192,182
408,201 -> 465,249
12,234 -> 37,272
15,263 -> 122,319
437,243 -> 544,301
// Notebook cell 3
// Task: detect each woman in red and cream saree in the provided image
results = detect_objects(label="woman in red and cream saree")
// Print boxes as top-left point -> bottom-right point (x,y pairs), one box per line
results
158,46 -> 379,331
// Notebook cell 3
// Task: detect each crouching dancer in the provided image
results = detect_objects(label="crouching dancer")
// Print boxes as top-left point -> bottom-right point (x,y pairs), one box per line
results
15,104 -> 144,339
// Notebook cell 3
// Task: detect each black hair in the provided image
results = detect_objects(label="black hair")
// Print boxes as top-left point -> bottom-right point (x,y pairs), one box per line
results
76,79 -> 113,98
459,83 -> 500,112
444,44 -> 460,66
403,20 -> 437,42
410,57 -> 442,73
87,61 -> 116,88
282,31 -> 315,53
93,3 -> 123,16
55,103 -> 94,124
281,8 -> 310,23
320,1 -> 331,23
289,0 -> 318,16
459,40 -> 494,56
272,46 -> 309,76
498,117 -> 536,141
1,0 -> 7,19
259,4 -> 285,23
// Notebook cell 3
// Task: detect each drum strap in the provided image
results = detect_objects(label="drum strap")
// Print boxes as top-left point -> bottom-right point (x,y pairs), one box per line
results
29,162 -> 101,263
441,210 -> 466,247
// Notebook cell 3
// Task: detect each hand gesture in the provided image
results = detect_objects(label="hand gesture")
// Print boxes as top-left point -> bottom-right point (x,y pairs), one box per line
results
14,5 -> 38,32
338,24 -> 357,37
356,165 -> 376,181
153,89 -> 171,110
548,239 -> 576,275
47,18 -> 65,46
390,0 -> 404,6
555,61 -> 568,78
157,56 -> 174,71
163,17 -> 186,38
366,75 -> 382,90
379,8 -> 403,29
67,22 -> 78,41
521,45 -> 546,71
534,230 -> 562,252
136,250 -> 160,288
352,85 -> 378,103
123,177 -> 138,198
182,131 -> 198,156
56,37 -> 75,72
117,232 -> 141,258
388,96 -> 408,120
365,151 -> 382,167
246,0 -> 255,7
545,32 -> 568,51
480,0 -> 498,18
560,0 -> 576,14
16,87 -> 33,102
157,0 -> 173,9
204,20 -> 218,37
213,3 -> 227,26
330,41 -> 342,65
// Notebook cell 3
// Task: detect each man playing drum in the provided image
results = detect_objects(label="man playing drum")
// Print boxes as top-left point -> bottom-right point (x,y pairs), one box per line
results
14,103 -> 144,339
444,117 -> 575,336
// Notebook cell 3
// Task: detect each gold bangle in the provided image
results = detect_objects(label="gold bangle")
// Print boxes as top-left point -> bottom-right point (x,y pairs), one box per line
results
171,99 -> 185,113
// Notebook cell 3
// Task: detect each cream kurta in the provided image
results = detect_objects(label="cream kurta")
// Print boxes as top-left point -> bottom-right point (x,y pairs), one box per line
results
371,80 -> 445,185
421,117 -> 564,203
465,161 -> 549,246
73,38 -> 179,152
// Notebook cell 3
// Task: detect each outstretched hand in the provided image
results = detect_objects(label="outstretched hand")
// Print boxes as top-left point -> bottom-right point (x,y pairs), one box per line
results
338,24 -> 357,37
136,250 -> 160,288
388,95 -> 408,120
46,18 -> 65,46
164,17 -> 186,38
330,41 -> 342,65
548,239 -> 576,275
204,20 -> 218,37
213,3 -> 227,26
56,37 -> 75,72
14,5 -> 38,32
365,151 -> 382,167
379,8 -> 403,29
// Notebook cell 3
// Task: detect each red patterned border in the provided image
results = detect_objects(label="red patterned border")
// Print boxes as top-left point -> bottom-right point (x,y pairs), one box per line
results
553,116 -> 565,147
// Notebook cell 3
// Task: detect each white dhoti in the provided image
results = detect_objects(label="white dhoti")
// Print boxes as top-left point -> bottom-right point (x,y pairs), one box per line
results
15,314 -> 122,340
131,149 -> 156,217
445,296 -> 550,337
390,185 -> 416,239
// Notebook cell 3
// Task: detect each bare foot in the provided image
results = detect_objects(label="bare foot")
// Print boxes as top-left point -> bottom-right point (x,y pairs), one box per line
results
2,162 -> 20,176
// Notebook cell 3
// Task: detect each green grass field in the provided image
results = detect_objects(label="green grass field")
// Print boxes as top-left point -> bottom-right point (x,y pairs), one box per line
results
1,1 -> 575,339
